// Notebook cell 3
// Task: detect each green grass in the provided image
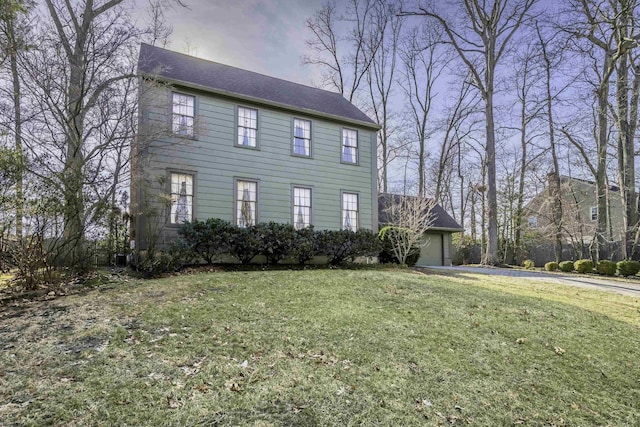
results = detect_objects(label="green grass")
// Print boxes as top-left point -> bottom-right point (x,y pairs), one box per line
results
1,269 -> 638,425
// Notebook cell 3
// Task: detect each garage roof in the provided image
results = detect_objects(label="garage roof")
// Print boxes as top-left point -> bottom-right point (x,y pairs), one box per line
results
378,193 -> 464,232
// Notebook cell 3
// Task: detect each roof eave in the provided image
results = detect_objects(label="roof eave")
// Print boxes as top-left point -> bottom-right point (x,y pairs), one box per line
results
428,226 -> 465,233
139,72 -> 382,131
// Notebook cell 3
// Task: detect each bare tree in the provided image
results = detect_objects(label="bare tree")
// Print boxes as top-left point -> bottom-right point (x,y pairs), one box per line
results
401,0 -> 538,264
379,194 -> 436,265
302,0 -> 384,103
366,1 -> 402,193
432,78 -> 480,206
15,0 -> 144,269
143,0 -> 173,48
561,0 -> 640,260
534,23 -> 565,262
398,23 -> 446,197
0,0 -> 31,239
610,0 -> 640,258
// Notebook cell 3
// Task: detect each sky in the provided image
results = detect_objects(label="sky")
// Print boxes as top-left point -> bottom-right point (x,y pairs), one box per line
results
149,0 -> 327,86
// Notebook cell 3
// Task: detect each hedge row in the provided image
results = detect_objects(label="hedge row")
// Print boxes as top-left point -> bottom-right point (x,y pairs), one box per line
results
544,258 -> 640,277
177,219 -> 384,266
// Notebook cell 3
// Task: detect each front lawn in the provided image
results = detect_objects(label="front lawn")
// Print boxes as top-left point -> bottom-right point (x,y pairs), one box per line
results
1,269 -> 638,425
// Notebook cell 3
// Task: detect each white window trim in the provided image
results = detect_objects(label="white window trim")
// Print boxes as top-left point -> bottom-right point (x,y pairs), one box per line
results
236,106 -> 259,149
235,178 -> 258,227
171,92 -> 196,138
341,191 -> 359,231
292,118 -> 312,158
341,127 -> 359,165
292,185 -> 313,229
168,170 -> 196,226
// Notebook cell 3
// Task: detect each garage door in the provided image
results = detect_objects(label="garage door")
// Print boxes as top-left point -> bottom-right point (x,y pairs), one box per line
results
416,233 -> 443,266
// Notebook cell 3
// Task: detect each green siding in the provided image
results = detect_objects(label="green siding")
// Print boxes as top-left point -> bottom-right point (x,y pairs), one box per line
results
134,83 -> 376,247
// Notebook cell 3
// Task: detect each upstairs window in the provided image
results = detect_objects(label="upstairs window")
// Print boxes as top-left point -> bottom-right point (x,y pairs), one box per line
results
293,118 -> 311,156
342,192 -> 358,231
238,107 -> 258,148
528,216 -> 538,229
342,128 -> 358,164
293,187 -> 311,229
170,173 -> 193,224
591,206 -> 598,221
236,180 -> 257,227
172,93 -> 195,137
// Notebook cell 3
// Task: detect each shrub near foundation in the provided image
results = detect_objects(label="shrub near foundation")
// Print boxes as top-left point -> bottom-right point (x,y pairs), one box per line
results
616,260 -> 640,277
574,259 -> 594,274
544,261 -> 559,272
596,260 -> 616,276
523,259 -> 535,269
559,261 -> 574,272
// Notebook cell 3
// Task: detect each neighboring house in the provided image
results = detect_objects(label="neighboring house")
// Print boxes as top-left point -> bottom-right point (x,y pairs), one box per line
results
525,173 -> 624,244
378,193 -> 463,266
131,44 -> 380,252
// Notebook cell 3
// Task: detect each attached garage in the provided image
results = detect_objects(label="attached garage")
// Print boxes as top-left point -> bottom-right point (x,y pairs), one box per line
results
379,194 -> 463,266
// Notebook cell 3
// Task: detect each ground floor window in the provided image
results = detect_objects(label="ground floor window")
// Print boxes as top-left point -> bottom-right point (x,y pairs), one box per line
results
170,172 -> 193,224
342,192 -> 358,231
236,180 -> 257,227
293,187 -> 311,229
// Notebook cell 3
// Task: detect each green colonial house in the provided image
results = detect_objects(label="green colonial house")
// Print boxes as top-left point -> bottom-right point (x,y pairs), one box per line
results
131,44 -> 380,253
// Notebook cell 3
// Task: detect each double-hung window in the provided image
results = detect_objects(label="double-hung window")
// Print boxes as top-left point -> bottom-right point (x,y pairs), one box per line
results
293,118 -> 311,156
293,187 -> 311,229
591,206 -> 598,221
236,180 -> 257,227
172,93 -> 195,137
238,107 -> 258,148
341,128 -> 358,164
342,192 -> 358,231
170,173 -> 194,224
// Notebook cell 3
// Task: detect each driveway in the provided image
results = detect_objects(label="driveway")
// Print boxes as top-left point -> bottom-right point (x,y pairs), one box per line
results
423,266 -> 640,298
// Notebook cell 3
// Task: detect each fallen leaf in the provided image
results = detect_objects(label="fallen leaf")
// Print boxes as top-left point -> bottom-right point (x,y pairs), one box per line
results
516,338 -> 527,344
224,380 -> 242,392
554,347 -> 565,355
166,396 -> 180,409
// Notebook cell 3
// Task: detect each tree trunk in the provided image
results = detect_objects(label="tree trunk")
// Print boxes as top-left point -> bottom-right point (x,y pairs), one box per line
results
7,14 -> 23,239
595,80 -> 609,261
539,26 -> 562,263
484,86 -> 499,265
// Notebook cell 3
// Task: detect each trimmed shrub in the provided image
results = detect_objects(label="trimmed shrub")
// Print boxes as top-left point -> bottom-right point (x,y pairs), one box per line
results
574,259 -> 594,274
523,259 -> 535,269
178,218 -> 233,264
559,260 -> 574,272
229,226 -> 261,264
544,261 -> 559,272
291,226 -> 317,264
596,260 -> 616,276
316,229 -> 382,265
254,222 -> 296,265
616,260 -> 640,277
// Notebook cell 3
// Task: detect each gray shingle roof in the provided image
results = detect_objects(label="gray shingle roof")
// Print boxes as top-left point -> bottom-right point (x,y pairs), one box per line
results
138,43 -> 378,128
378,193 -> 463,232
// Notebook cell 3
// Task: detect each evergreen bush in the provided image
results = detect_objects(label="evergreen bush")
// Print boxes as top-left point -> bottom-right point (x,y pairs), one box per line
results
559,261 -> 574,272
544,261 -> 559,272
596,260 -> 616,276
574,259 -> 594,274
616,260 -> 640,277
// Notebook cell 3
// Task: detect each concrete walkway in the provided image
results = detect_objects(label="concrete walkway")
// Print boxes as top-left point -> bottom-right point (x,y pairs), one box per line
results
422,265 -> 640,298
